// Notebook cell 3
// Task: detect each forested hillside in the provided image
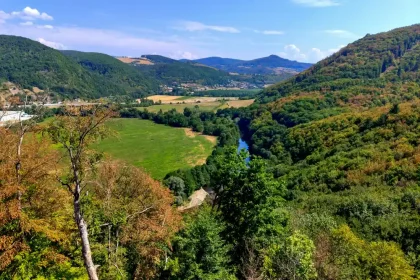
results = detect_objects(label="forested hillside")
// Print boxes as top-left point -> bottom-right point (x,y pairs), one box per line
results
61,50 -> 160,96
0,36 -> 159,99
134,55 -> 233,86
259,24 -> 420,103
212,23 -> 420,278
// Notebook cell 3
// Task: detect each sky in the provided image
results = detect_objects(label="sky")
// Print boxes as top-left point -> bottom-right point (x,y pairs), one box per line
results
0,0 -> 419,63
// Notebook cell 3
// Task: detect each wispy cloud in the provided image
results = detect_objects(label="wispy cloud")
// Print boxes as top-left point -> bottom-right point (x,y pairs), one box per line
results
279,44 -> 345,63
175,21 -> 240,33
0,22 -> 204,58
324,29 -> 358,38
292,0 -> 341,7
39,25 -> 54,29
38,38 -> 65,49
20,21 -> 33,26
255,30 -> 285,35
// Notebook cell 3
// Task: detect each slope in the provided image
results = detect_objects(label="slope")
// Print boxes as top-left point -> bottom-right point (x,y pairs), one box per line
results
135,55 -> 232,86
0,35 -> 158,100
61,50 -> 160,96
0,35 -> 100,98
259,24 -> 420,103
232,24 -> 420,273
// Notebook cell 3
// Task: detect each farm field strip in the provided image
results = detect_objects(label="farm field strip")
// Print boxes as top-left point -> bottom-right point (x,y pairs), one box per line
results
146,95 -> 238,104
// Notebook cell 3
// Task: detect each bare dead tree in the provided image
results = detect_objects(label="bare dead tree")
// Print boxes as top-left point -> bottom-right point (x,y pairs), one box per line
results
46,105 -> 116,280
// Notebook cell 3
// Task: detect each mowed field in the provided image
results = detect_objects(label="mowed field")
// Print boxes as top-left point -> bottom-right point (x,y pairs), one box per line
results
141,95 -> 254,113
139,102 -> 228,113
146,95 -> 237,104
92,119 -> 216,179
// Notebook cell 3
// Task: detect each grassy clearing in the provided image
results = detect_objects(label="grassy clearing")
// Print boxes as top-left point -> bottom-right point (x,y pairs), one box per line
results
139,102 -> 228,113
92,118 -> 216,179
226,99 -> 255,107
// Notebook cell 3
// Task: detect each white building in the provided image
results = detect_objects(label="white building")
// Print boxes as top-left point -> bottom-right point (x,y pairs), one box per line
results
0,111 -> 34,124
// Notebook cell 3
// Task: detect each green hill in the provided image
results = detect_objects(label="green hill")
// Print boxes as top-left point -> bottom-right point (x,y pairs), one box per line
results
61,50 -> 160,95
258,24 -> 420,103
136,55 -> 232,86
0,35 -> 158,99
232,24 -> 420,273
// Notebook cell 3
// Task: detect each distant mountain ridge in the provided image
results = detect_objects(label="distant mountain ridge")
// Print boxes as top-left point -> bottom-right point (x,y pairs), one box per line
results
124,54 -> 296,87
182,55 -> 312,75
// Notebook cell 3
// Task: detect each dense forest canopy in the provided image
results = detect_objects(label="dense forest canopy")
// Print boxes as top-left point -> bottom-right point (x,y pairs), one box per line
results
259,24 -> 420,103
135,55 -> 232,86
61,50 -> 160,95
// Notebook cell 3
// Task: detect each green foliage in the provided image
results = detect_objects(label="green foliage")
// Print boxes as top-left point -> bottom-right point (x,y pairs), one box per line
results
164,176 -> 186,203
136,55 -> 232,86
0,35 -> 158,99
165,206 -> 236,280
211,148 -> 288,257
62,50 -> 159,96
0,234 -> 86,280
324,225 -> 415,280
263,231 -> 317,280
258,24 -> 420,103
192,89 -> 260,99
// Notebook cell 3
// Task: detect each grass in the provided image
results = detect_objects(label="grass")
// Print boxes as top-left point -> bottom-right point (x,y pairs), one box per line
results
139,102 -> 228,113
175,96 -> 194,101
92,118 -> 216,179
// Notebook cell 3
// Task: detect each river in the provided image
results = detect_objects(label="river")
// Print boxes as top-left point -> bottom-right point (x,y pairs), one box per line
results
238,138 -> 250,163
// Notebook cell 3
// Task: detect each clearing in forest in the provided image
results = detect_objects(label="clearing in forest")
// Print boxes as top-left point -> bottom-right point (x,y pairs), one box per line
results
92,119 -> 215,179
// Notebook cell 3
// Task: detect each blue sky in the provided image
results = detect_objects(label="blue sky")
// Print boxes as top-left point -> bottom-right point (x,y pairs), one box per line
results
0,0 -> 419,62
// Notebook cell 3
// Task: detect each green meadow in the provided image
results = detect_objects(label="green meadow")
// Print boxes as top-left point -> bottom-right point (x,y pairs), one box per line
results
92,118 -> 216,179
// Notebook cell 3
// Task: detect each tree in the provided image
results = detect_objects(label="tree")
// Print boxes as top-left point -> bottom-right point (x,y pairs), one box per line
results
88,160 -> 182,279
316,225 -> 416,280
165,206 -> 235,280
263,232 -> 317,280
46,105 -> 116,280
164,176 -> 186,198
0,129 -> 80,278
390,103 -> 400,114
211,148 -> 287,265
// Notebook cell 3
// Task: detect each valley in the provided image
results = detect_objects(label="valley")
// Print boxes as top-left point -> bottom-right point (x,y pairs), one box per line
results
1,2 -> 420,278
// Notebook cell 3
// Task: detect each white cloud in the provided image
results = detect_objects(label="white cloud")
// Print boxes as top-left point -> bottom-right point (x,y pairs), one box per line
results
39,25 -> 53,29
254,29 -> 285,35
1,7 -> 53,23
172,51 -> 198,60
278,44 -> 345,63
324,29 -> 357,38
18,7 -> 53,20
0,22 -> 202,58
38,38 -> 65,50
292,0 -> 341,7
20,21 -> 33,26
262,30 -> 284,35
279,44 -> 307,61
0,11 -> 11,23
176,21 -> 240,33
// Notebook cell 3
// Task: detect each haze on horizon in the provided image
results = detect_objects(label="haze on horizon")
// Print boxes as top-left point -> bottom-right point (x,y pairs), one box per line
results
0,0 -> 419,63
